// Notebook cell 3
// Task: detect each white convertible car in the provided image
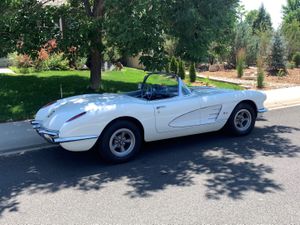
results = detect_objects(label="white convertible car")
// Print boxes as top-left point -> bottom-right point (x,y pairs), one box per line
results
31,72 -> 267,163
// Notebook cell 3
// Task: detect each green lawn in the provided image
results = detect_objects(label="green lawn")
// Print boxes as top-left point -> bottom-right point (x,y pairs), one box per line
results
0,67 -> 242,122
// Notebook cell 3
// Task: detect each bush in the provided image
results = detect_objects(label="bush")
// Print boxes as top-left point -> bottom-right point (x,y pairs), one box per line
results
189,62 -> 196,82
293,52 -> 300,68
170,57 -> 178,74
35,52 -> 69,71
178,60 -> 185,79
257,57 -> 265,88
8,53 -> 33,69
47,53 -> 69,70
236,48 -> 245,78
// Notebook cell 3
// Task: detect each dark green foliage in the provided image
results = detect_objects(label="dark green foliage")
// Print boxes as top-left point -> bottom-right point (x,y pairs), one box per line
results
170,57 -> 178,74
178,60 -> 185,80
292,52 -> 300,67
189,63 -> 196,83
252,4 -> 273,34
268,32 -> 287,75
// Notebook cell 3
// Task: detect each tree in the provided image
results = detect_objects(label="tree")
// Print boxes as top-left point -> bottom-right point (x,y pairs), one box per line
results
163,0 -> 239,63
282,0 -> 300,23
189,63 -> 196,82
0,0 -> 60,58
282,1 -> 300,59
178,60 -> 185,80
268,32 -> 287,75
245,9 -> 259,28
252,4 -> 272,34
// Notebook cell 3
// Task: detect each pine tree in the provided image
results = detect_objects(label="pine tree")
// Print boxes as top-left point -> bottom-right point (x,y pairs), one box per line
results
189,63 -> 196,82
178,60 -> 185,80
170,57 -> 178,74
253,4 -> 272,34
268,32 -> 287,75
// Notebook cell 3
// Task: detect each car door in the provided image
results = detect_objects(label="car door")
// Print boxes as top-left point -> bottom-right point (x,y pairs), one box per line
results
152,94 -> 202,133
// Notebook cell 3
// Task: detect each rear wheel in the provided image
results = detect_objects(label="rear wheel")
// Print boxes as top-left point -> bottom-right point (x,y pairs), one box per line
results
226,103 -> 256,136
98,120 -> 142,163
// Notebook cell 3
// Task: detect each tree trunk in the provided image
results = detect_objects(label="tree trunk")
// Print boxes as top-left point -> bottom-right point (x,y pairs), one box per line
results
90,46 -> 101,90
82,0 -> 105,90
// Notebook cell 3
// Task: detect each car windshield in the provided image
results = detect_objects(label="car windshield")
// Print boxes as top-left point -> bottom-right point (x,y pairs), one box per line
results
126,73 -> 191,100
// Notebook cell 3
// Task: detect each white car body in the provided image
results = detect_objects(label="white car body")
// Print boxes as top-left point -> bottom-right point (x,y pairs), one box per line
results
32,73 -> 267,152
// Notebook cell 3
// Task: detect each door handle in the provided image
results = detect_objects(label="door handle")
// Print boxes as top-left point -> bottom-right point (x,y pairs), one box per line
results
156,105 -> 166,110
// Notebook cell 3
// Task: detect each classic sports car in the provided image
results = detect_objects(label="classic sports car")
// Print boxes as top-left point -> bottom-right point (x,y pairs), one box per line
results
31,72 -> 267,163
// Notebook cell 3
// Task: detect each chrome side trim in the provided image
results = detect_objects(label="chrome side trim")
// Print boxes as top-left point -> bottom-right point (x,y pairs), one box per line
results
53,135 -> 98,143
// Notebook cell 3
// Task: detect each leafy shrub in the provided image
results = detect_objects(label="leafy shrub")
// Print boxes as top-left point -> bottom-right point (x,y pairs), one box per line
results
178,60 -> 185,79
46,53 -> 69,70
170,57 -> 178,74
8,53 -> 33,69
293,52 -> 300,68
236,48 -> 245,78
189,63 -> 196,82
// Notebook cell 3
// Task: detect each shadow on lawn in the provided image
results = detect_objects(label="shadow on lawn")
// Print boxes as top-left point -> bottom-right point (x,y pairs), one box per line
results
0,123 -> 299,216
0,74 -> 138,122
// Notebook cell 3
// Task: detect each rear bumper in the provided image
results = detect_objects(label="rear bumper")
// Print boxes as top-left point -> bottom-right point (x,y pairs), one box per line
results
30,120 -> 98,144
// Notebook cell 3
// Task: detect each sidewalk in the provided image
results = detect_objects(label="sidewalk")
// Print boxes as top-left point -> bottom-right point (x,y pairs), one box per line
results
0,86 -> 300,155
262,86 -> 300,109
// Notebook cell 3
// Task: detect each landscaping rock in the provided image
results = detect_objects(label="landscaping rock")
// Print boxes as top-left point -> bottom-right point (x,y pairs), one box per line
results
209,64 -> 220,72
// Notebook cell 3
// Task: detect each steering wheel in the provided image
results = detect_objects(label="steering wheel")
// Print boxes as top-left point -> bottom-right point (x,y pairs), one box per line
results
141,84 -> 154,100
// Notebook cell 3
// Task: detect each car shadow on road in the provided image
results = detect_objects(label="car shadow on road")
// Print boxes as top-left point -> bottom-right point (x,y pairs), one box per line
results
0,124 -> 299,216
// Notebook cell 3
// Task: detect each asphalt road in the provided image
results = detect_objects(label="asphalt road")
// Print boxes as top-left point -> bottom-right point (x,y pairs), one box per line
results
1,106 -> 300,224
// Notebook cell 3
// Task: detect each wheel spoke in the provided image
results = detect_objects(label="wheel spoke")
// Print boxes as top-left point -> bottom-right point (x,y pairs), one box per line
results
120,146 -> 125,152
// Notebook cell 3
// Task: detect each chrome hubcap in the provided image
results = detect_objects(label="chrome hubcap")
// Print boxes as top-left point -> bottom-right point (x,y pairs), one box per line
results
109,128 -> 135,157
234,109 -> 252,132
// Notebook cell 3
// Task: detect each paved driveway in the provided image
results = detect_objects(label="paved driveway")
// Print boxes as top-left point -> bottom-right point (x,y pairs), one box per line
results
0,106 -> 300,224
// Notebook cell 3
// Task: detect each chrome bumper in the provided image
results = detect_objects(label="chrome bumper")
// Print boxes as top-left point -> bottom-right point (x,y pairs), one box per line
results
30,120 -> 98,144
257,107 -> 268,118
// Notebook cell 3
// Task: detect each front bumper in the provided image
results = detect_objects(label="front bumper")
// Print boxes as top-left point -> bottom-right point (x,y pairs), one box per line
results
31,120 -> 98,144
257,107 -> 268,118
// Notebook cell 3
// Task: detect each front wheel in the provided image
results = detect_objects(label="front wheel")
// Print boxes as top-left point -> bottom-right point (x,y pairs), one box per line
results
98,120 -> 142,163
226,103 -> 256,136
